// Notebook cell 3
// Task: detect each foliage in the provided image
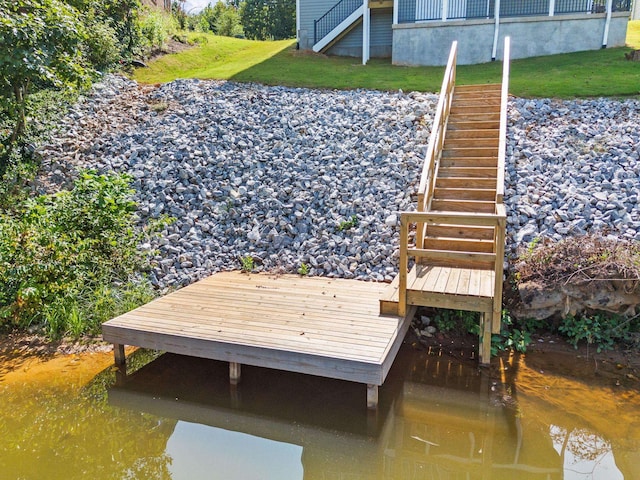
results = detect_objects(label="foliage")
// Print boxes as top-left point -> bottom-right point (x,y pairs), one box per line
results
239,0 -> 294,40
0,170 -> 163,338
337,215 -> 358,232
138,7 -> 177,55
514,234 -> 640,288
492,310 -> 532,355
558,312 -> 639,354
82,16 -> 121,70
297,263 -> 309,276
0,0 -> 90,153
216,7 -> 243,37
432,309 -> 480,336
241,255 -> 255,272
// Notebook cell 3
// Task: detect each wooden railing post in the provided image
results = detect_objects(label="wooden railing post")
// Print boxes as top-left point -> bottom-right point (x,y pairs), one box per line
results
496,36 -> 510,204
398,213 -> 408,318
493,204 -> 506,334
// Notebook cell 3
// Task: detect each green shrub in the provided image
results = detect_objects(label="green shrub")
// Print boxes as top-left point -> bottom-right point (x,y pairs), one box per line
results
558,313 -> 638,353
84,19 -> 121,71
139,8 -> 177,55
0,170 -> 163,337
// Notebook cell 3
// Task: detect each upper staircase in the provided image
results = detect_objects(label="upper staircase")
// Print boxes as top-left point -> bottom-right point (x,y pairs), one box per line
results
313,0 -> 364,53
380,39 -> 511,365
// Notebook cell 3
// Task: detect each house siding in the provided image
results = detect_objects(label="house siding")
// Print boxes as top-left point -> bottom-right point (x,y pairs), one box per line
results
327,9 -> 393,57
298,0 -> 345,50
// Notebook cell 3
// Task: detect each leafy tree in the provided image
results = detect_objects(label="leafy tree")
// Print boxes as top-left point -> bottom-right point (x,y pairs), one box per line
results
239,0 -> 295,40
216,6 -> 243,36
0,0 -> 90,145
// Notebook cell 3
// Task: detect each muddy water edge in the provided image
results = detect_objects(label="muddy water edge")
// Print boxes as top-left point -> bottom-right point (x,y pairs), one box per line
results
1,334 -> 639,480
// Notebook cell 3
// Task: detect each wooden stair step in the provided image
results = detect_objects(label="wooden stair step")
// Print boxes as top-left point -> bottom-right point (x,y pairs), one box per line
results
450,105 -> 501,115
444,137 -> 499,148
433,187 -> 496,200
425,224 -> 496,241
452,97 -> 501,107
435,177 -> 497,189
422,236 -> 495,253
448,119 -> 500,130
455,84 -> 502,93
449,112 -> 501,121
446,128 -> 500,139
437,166 -> 497,178
439,157 -> 498,168
430,199 -> 496,213
442,147 -> 498,158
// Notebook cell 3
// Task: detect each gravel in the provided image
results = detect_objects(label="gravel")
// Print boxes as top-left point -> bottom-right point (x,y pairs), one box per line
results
35,75 -> 640,289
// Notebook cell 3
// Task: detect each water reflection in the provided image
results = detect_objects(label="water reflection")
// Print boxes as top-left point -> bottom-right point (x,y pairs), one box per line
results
107,345 -> 636,480
166,422 -> 303,480
1,343 -> 637,479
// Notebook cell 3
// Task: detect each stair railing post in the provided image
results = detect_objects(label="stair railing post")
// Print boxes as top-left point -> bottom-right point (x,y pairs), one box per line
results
398,213 -> 408,318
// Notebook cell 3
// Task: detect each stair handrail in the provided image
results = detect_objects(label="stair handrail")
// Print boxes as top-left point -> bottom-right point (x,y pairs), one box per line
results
417,41 -> 457,214
314,0 -> 363,45
397,208 -> 506,318
496,36 -> 510,204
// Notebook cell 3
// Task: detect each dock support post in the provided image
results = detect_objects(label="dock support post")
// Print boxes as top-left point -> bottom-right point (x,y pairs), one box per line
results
114,343 -> 126,367
479,313 -> 492,366
367,384 -> 378,410
229,362 -> 241,385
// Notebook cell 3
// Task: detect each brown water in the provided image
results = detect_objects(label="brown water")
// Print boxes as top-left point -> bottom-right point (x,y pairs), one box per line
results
1,343 -> 639,480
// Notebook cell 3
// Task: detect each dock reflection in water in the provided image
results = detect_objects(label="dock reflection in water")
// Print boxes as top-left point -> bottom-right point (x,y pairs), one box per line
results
108,342 -> 634,480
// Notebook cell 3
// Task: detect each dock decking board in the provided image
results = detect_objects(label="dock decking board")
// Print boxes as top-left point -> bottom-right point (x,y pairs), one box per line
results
103,272 -> 410,393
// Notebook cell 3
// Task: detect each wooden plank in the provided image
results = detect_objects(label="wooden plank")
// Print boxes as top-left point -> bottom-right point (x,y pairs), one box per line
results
401,211 -> 500,227
444,138 -> 499,148
406,290 -> 493,312
479,269 -> 495,298
437,166 -> 497,178
104,316 -> 389,362
468,269 -> 482,296
435,177 -> 496,189
433,187 -> 496,201
444,268 -> 462,295
120,309 -> 393,350
430,199 -> 496,213
458,268 -> 472,296
449,112 -> 500,122
448,120 -> 500,130
446,128 -> 499,139
422,237 -> 494,253
439,157 -> 498,168
450,105 -> 501,115
409,249 -> 496,270
425,224 -> 495,240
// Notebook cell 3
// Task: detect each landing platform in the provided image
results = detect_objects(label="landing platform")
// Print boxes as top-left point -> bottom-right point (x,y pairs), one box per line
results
102,272 -> 410,407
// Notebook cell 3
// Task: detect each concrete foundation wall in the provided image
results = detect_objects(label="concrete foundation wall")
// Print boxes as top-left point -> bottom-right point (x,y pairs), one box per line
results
392,12 -> 630,66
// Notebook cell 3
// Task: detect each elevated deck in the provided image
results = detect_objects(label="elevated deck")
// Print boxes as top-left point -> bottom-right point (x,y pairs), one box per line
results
102,272 -> 411,409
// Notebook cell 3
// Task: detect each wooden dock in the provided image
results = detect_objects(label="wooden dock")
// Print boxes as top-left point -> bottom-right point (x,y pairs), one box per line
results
102,272 -> 411,409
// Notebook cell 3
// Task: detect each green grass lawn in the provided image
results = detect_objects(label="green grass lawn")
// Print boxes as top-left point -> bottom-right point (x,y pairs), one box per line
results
133,23 -> 640,98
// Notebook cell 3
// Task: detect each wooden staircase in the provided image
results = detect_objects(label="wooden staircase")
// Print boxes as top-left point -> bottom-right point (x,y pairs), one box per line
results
380,39 -> 511,365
